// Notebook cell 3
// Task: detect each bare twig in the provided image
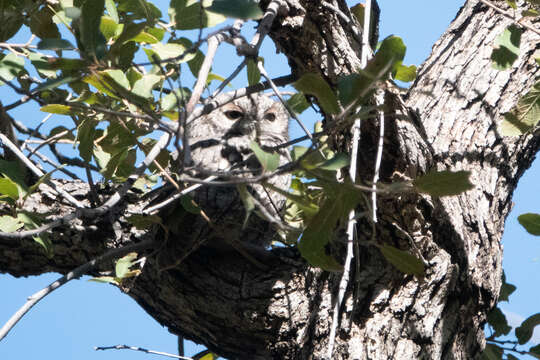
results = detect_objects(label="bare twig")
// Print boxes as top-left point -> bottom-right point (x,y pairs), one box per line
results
0,131 -> 171,240
95,344 -> 194,360
136,25 -> 234,66
142,177 -> 216,214
371,89 -> 385,222
21,143 -> 80,180
257,61 -> 316,144
0,133 -> 86,208
478,0 -> 540,36
328,0 -> 374,356
0,239 -> 156,341
211,0 -> 282,97
183,34 -> 224,166
185,74 -> 295,127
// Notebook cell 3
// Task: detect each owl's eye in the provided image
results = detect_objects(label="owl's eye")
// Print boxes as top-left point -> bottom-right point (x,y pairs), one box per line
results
225,110 -> 244,120
264,112 -> 276,122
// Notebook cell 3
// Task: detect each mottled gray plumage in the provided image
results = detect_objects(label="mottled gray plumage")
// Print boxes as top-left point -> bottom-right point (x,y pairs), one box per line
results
186,94 -> 291,246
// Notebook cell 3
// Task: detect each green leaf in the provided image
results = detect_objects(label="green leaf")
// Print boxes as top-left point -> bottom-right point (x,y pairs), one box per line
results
0,53 -> 25,84
499,112 -> 534,136
250,141 -> 280,172
294,73 -> 340,114
287,93 -> 310,114
37,38 -> 76,51
413,170 -> 474,197
378,244 -> 424,276
394,64 -> 417,82
369,35 -> 406,78
28,52 -> 57,79
145,42 -> 195,62
491,25 -> 522,70
88,276 -> 119,285
32,75 -> 78,93
130,31 -> 159,44
0,2 -> 24,42
480,344 -> 503,360
0,177 -> 19,200
318,153 -> 349,171
161,88 -> 190,111
237,184 -> 255,228
118,0 -> 161,23
126,214 -> 163,230
486,307 -> 511,337
517,213 -> 540,235
169,0 -> 226,30
506,0 -> 518,9
40,104 -> 73,115
64,7 -> 81,20
499,271 -> 516,302
131,74 -> 161,98
105,0 -> 119,23
0,160 -> 27,195
207,0 -> 263,20
265,182 -> 320,217
98,121 -> 139,154
29,7 -> 60,39
299,186 -> 361,272
79,0 -> 107,59
100,16 -> 123,40
247,58 -> 261,86
26,167 -> 61,198
176,37 -> 205,76
522,9 -> 539,17
193,350 -> 219,360
337,73 -> 372,107
17,212 -> 53,257
530,344 -> 540,357
115,252 -> 140,279
180,195 -> 202,214
101,148 -> 132,180
350,3 -> 378,48
76,117 -> 97,162
506,81 -> 540,135
516,313 -> 540,344
0,215 -> 23,232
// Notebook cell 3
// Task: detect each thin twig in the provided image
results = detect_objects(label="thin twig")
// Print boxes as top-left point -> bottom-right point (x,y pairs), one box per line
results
211,0 -> 281,97
371,89 -> 385,222
142,177 -> 216,214
185,74 -> 295,128
328,0 -> 373,356
478,0 -> 540,36
0,132 -> 171,240
95,344 -> 194,360
0,133 -> 86,208
183,34 -> 224,166
136,25 -> 234,66
0,239 -> 156,341
257,62 -> 316,144
21,143 -> 80,180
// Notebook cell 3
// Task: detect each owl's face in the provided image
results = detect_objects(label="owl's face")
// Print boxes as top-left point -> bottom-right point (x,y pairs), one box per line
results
220,94 -> 289,147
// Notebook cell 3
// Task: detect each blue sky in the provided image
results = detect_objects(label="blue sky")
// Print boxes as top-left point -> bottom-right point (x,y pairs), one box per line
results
2,1 -> 540,359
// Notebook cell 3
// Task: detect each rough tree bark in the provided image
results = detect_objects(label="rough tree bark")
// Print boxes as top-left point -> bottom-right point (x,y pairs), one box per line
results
1,0 -> 539,359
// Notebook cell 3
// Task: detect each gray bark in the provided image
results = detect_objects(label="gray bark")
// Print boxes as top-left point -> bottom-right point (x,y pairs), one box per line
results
1,0 -> 539,359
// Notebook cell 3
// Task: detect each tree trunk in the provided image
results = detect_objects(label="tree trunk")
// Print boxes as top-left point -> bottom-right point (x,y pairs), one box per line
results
1,0 -> 539,359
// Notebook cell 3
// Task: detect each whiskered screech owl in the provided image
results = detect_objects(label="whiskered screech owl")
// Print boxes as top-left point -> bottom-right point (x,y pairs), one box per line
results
187,93 -> 291,230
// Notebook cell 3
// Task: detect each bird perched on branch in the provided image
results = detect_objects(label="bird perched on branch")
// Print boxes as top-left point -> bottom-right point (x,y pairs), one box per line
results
187,93 -> 291,222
